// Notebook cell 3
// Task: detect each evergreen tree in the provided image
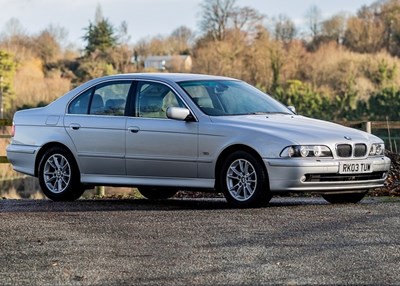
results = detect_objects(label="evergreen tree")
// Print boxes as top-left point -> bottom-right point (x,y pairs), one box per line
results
83,19 -> 117,55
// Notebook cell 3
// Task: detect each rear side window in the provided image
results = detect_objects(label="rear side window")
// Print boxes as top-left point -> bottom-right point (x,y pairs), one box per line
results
69,89 -> 91,114
68,81 -> 132,116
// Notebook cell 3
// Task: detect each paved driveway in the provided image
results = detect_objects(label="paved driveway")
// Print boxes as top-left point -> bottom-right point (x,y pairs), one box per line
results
0,197 -> 399,285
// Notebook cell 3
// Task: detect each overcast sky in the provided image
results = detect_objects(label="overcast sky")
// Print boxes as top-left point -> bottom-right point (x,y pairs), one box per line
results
0,0 -> 378,48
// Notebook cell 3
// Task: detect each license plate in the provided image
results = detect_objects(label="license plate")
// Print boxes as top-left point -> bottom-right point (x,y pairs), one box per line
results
339,161 -> 373,174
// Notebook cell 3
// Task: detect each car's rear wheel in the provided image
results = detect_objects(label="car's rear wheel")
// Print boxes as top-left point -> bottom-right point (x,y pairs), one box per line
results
322,191 -> 367,204
38,146 -> 84,201
138,187 -> 178,200
220,151 -> 271,207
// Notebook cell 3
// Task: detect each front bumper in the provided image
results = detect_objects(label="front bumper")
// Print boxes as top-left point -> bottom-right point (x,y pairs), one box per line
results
6,144 -> 39,176
264,156 -> 391,193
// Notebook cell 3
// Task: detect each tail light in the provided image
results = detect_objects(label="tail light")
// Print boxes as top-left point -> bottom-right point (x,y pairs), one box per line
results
11,123 -> 15,137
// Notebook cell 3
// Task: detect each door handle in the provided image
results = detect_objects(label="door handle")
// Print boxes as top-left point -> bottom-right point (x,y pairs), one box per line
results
128,126 -> 140,133
70,123 -> 81,130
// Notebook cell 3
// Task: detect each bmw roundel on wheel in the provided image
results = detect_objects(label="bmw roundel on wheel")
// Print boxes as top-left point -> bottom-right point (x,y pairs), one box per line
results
6,73 -> 391,206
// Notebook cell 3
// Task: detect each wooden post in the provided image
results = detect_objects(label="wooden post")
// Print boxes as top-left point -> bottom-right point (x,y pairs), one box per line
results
95,186 -> 105,197
362,121 -> 372,134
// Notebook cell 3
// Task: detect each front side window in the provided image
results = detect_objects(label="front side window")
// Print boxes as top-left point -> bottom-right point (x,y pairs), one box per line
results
136,82 -> 184,119
179,80 -> 292,116
68,81 -> 132,116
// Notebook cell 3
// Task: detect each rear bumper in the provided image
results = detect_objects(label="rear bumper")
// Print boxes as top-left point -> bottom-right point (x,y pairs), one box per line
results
6,144 -> 39,176
264,156 -> 391,193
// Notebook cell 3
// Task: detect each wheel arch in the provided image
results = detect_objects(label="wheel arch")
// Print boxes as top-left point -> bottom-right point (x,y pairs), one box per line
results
35,142 -> 79,177
215,144 -> 269,189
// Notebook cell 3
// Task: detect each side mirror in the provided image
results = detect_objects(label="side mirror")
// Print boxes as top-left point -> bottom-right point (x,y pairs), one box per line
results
287,106 -> 296,114
166,107 -> 194,121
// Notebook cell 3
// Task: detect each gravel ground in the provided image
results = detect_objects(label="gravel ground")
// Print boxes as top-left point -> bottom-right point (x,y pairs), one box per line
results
0,197 -> 399,285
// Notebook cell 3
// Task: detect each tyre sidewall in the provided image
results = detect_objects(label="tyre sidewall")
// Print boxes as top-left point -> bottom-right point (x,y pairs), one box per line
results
220,151 -> 271,207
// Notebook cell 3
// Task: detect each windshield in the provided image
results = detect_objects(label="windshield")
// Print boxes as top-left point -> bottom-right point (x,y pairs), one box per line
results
178,80 -> 293,116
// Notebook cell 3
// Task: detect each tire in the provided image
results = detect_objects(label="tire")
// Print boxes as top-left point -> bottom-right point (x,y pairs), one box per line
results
138,187 -> 178,200
38,146 -> 85,201
322,191 -> 367,204
220,151 -> 272,207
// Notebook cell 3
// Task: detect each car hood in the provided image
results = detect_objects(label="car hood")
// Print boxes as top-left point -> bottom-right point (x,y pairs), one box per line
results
210,114 -> 380,144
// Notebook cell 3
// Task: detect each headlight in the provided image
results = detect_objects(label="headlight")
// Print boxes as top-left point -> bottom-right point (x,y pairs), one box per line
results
280,145 -> 333,158
369,143 -> 384,156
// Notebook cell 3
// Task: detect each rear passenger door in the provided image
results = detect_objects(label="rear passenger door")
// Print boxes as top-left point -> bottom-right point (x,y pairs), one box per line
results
64,80 -> 133,175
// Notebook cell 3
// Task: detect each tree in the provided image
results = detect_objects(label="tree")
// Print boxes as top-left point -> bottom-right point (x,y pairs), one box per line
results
0,18 -> 26,39
343,5 -> 385,53
83,19 -> 117,55
277,80 -> 332,120
0,18 -> 33,62
368,87 -> 400,120
269,41 -> 285,93
321,13 -> 347,44
193,32 -> 246,78
94,4 -> 103,25
200,0 -> 236,41
117,20 -> 131,45
170,26 -> 194,54
374,0 -> 400,56
305,5 -> 322,41
271,14 -> 296,44
34,28 -> 62,65
75,52 -> 116,82
242,26 -> 272,89
0,50 -> 16,115
199,0 -> 263,41
231,6 -> 264,39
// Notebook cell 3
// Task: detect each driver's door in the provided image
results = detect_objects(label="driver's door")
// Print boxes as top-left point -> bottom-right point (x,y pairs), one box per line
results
125,81 -> 198,178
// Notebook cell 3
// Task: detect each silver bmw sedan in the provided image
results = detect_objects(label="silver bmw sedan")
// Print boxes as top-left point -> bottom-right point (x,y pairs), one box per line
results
6,73 -> 391,206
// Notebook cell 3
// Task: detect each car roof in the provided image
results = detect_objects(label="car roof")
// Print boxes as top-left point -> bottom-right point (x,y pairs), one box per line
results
97,73 -> 237,83
43,73 -> 240,112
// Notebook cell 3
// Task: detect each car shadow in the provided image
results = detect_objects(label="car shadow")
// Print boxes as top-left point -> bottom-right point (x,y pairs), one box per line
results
0,196 -> 337,213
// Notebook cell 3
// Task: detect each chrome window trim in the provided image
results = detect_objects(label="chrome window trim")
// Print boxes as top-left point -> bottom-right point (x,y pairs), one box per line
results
65,78 -> 198,122
65,79 -> 134,115
133,78 -> 198,122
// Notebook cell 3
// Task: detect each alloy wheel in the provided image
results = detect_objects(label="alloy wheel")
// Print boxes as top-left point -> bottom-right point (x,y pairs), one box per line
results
226,158 -> 257,201
43,154 -> 71,194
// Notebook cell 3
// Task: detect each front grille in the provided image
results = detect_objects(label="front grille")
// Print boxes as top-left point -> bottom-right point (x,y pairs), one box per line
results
354,144 -> 367,157
305,172 -> 385,182
336,143 -> 368,158
336,144 -> 352,157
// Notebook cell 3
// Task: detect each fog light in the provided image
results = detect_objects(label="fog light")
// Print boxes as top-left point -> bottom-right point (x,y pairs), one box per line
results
300,175 -> 306,182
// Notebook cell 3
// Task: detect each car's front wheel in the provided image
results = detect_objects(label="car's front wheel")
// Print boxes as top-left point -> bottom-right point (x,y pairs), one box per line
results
220,151 -> 271,207
322,191 -> 367,204
138,187 -> 178,200
38,147 -> 85,201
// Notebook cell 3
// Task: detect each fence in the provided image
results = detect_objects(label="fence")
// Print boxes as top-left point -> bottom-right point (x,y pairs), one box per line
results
338,121 -> 400,153
0,119 -> 11,163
